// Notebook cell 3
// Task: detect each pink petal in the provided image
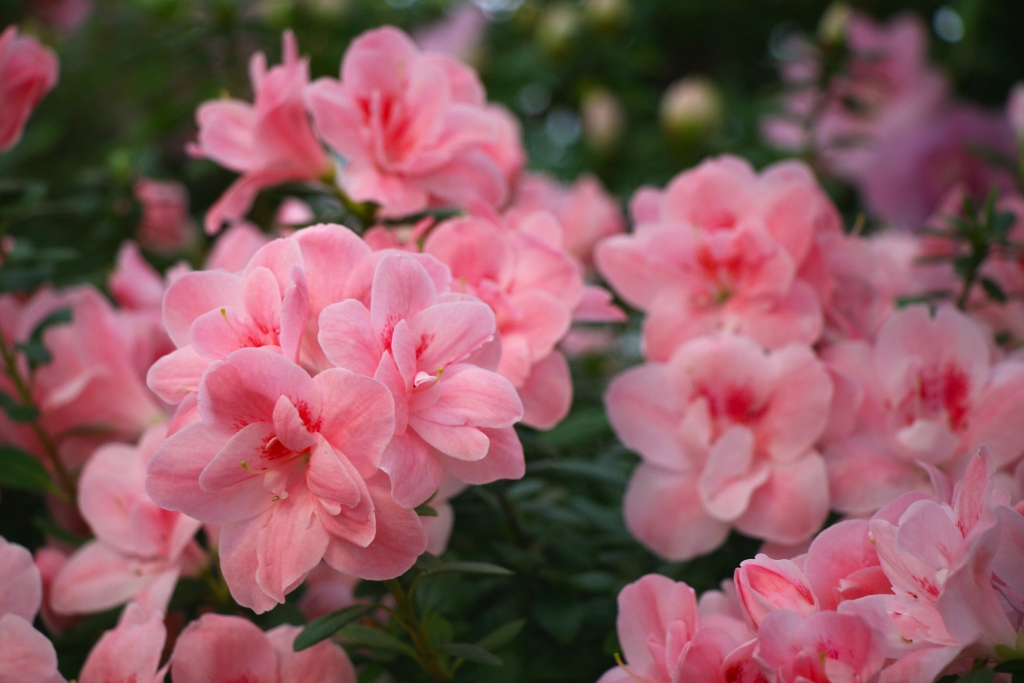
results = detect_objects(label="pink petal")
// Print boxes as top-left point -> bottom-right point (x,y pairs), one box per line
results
146,346 -> 211,404
408,301 -> 496,374
217,513 -> 281,614
604,363 -> 686,471
50,542 -> 161,615
408,417 -> 489,462
255,488 -> 329,605
0,538 -> 41,622
380,431 -> 444,509
699,426 -> 769,522
370,253 -> 440,345
440,426 -> 525,485
517,350 -> 572,430
0,614 -> 64,683
267,624 -> 356,683
163,270 -> 241,348
420,366 -> 522,428
170,613 -> 277,683
318,300 -> 383,376
735,453 -> 829,545
615,574 -> 698,671
314,368 -> 395,478
79,603 -> 166,683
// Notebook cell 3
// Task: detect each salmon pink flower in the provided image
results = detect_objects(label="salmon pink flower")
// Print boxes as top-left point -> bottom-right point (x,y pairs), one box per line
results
319,252 -> 523,508
0,26 -> 59,153
146,346 -> 424,612
823,305 -> 1024,515
51,425 -> 204,616
133,178 -> 195,254
605,333 -> 832,560
169,613 -> 355,683
189,31 -> 328,235
735,555 -> 818,631
596,157 -> 837,361
306,26 -> 520,217
0,536 -> 65,683
78,603 -> 167,683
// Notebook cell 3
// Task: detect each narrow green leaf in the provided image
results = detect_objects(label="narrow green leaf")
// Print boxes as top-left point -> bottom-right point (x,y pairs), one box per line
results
427,561 -> 514,577
441,642 -> 502,666
956,668 -> 995,683
415,551 -> 443,572
0,445 -> 56,494
33,515 -> 90,547
337,624 -> 418,658
293,603 -> 377,652
0,390 -> 40,422
475,619 -> 526,651
0,265 -> 51,293
981,277 -> 1007,303
414,503 -> 439,517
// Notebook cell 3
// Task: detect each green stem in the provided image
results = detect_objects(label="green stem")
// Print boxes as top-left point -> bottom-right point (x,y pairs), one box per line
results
384,578 -> 452,683
0,331 -> 76,499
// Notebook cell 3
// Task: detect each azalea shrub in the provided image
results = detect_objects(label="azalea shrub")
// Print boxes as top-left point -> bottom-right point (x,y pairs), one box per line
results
2,1 -> 1024,682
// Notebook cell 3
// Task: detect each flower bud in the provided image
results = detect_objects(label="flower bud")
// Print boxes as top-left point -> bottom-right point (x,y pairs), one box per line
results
734,554 -> 818,631
817,2 -> 852,46
659,76 -> 723,140
581,87 -> 624,152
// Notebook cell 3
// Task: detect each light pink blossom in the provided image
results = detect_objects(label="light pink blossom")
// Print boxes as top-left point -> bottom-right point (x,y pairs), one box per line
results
0,26 -> 59,154
189,31 -> 328,235
146,346 -> 425,612
51,425 -> 204,616
596,157 -> 838,361
319,252 -> 523,508
78,603 -> 167,683
133,179 -> 195,254
169,613 -> 355,683
306,26 -> 521,217
0,536 -> 65,683
605,333 -> 832,560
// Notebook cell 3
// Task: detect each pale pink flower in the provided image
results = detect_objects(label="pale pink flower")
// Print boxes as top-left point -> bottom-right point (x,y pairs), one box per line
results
133,179 -> 195,254
306,26 -> 520,217
753,609 -> 886,683
822,305 -> 1024,515
0,536 -> 65,683
511,172 -> 625,269
319,252 -> 523,508
79,603 -> 167,683
605,333 -> 832,560
146,347 -> 425,612
169,613 -> 355,683
735,555 -> 818,631
109,242 -> 177,381
189,31 -> 328,235
147,225 -> 372,406
205,222 -> 271,273
596,157 -> 838,361
597,574 -> 750,683
801,520 -> 890,612
413,2 -> 488,64
51,425 -> 204,616
424,211 -> 595,429
0,26 -> 59,153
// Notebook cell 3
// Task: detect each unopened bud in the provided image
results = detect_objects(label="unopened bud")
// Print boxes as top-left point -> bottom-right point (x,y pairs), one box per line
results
581,87 -> 624,152
817,2 -> 852,46
659,77 -> 723,140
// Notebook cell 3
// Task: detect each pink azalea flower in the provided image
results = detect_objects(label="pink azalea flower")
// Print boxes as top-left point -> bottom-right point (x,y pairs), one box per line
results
189,31 -> 328,235
735,555 -> 818,631
133,179 -> 196,254
424,211 -> 596,429
205,222 -> 272,273
511,172 -> 626,268
147,225 -> 372,405
597,574 -> 751,683
605,333 -> 832,560
51,425 -> 204,616
319,251 -> 523,508
0,26 -> 59,154
306,26 -> 520,217
146,346 -> 425,612
753,609 -> 886,683
822,305 -> 1024,515
413,2 -> 489,64
169,613 -> 355,683
298,561 -> 362,621
78,602 -> 167,683
596,156 -> 838,361
0,536 -> 65,683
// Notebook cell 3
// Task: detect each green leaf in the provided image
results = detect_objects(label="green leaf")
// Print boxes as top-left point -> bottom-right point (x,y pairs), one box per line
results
421,612 -> 453,648
992,211 -> 1017,236
475,619 -> 526,651
293,603 -> 377,652
426,561 -> 514,577
33,515 -> 90,547
337,624 -> 418,658
956,669 -> 995,683
0,390 -> 40,422
441,642 -> 503,666
995,660 -> 1024,674
0,445 -> 56,494
981,277 -> 1007,303
415,551 -> 443,572
414,503 -> 439,517
357,663 -> 385,683
0,265 -> 51,293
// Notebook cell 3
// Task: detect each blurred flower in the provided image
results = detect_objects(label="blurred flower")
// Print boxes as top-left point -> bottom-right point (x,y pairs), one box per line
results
816,1 -> 851,46
133,178 -> 196,254
659,77 -> 723,141
0,26 -> 59,154
535,4 -> 580,55
580,87 -> 624,152
29,0 -> 93,34
583,0 -> 628,29
414,2 -> 489,64
1008,82 -> 1024,144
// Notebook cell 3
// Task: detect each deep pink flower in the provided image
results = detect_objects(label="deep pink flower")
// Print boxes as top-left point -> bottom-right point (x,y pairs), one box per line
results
597,574 -> 751,683
823,305 -> 1024,515
169,613 -> 355,683
306,26 -> 521,217
605,333 -> 832,560
78,603 -> 167,683
189,31 -> 328,235
51,425 -> 204,616
596,157 -> 837,360
146,347 -> 425,612
0,26 -> 59,153
319,252 -> 523,508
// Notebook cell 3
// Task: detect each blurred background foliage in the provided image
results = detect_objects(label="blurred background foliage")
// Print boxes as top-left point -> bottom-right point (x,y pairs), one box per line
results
0,0 -> 1021,681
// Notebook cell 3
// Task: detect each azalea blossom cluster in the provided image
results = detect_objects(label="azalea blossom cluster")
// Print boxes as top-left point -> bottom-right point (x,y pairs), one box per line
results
0,19 -> 626,677
598,450 -> 1024,683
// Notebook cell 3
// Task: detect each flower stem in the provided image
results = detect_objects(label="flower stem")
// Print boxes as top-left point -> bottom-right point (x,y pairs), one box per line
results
384,578 -> 452,683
